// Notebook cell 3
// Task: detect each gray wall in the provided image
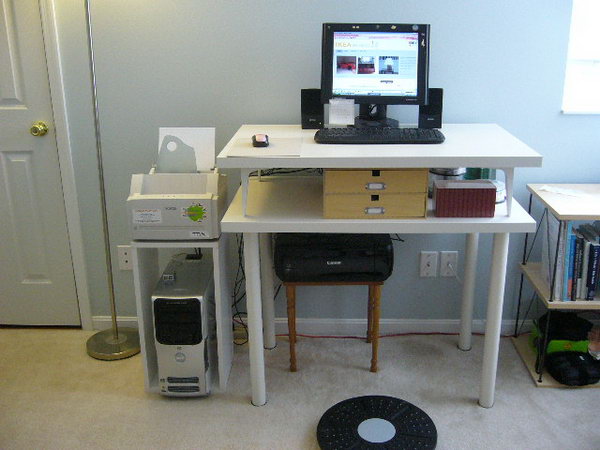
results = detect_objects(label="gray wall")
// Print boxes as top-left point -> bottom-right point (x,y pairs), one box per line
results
54,1 -> 600,323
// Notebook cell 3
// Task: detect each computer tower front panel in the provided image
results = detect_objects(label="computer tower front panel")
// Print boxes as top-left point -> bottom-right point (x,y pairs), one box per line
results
153,297 -> 210,396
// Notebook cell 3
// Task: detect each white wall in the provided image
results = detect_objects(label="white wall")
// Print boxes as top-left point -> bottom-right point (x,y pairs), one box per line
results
53,1 -> 600,324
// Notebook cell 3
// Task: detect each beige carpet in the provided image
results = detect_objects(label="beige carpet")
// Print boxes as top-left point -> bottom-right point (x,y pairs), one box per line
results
0,328 -> 598,449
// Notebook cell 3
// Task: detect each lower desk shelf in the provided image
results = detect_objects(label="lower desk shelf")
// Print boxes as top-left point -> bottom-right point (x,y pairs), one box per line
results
222,175 -> 535,234
512,334 -> 600,389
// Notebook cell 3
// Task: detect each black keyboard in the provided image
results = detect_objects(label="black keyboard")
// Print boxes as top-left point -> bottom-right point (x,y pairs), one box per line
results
314,127 -> 445,145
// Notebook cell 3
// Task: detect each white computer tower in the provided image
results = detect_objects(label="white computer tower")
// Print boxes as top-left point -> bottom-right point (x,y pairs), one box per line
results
151,257 -> 216,397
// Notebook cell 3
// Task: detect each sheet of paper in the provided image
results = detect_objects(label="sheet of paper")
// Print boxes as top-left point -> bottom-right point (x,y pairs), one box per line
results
157,127 -> 215,172
328,98 -> 355,125
538,185 -> 592,198
226,138 -> 301,157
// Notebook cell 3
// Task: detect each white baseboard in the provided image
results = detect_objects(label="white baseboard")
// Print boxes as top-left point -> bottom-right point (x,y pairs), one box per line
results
93,315 -> 532,336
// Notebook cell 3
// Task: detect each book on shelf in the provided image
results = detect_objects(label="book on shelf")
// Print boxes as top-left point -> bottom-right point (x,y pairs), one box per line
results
565,228 -> 576,300
580,235 -> 590,300
587,243 -> 600,300
541,212 -> 600,301
572,232 -> 583,300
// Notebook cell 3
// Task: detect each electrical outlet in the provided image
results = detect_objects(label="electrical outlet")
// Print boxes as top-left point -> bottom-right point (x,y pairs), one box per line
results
440,251 -> 458,277
117,245 -> 132,270
420,251 -> 438,277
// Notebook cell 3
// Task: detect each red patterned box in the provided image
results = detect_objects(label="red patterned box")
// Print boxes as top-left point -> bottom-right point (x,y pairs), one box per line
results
433,179 -> 496,217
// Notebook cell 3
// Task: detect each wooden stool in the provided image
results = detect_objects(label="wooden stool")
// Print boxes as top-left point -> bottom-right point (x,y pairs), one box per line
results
284,281 -> 383,373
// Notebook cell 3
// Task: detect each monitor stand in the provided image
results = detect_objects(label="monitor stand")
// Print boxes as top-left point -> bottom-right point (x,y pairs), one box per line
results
355,104 -> 399,128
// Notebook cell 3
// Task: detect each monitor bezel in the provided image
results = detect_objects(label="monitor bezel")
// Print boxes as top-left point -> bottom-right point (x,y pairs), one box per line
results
320,23 -> 430,106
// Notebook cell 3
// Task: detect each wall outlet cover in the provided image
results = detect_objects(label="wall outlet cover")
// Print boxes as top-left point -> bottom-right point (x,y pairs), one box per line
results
117,245 -> 133,270
440,251 -> 458,277
420,251 -> 438,277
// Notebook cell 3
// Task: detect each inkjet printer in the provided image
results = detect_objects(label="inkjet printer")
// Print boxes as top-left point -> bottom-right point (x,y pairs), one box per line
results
127,130 -> 227,240
274,233 -> 394,282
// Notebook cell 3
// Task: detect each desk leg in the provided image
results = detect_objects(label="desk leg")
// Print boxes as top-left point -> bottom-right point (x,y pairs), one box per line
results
241,169 -> 252,216
502,168 -> 514,216
244,232 -> 267,406
260,233 -> 277,350
459,233 -> 479,351
479,232 -> 509,408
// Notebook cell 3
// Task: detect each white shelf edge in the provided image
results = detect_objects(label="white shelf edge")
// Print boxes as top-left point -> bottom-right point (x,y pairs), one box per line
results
519,263 -> 600,310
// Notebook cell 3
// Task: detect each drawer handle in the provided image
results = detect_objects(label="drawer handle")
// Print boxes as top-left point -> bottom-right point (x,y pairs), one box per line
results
364,207 -> 385,215
366,182 -> 386,190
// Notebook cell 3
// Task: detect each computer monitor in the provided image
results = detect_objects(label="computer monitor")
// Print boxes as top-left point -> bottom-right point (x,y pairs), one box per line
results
320,23 -> 430,127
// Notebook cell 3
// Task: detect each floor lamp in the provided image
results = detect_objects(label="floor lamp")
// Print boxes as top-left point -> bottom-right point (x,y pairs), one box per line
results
83,0 -> 140,360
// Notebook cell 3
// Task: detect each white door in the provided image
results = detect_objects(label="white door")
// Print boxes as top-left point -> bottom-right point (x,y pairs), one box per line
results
0,0 -> 80,325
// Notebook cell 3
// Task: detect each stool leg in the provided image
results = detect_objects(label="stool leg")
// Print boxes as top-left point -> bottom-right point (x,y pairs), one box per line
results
367,285 -> 373,343
370,284 -> 381,373
286,285 -> 297,372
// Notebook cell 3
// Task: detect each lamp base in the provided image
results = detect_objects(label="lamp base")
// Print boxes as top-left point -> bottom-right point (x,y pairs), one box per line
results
86,327 -> 140,361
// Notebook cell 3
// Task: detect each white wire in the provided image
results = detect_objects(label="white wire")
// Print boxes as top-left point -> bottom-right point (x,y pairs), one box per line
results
447,262 -> 462,283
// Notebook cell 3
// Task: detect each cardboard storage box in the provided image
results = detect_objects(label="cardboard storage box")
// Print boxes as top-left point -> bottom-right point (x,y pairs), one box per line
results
323,169 -> 428,219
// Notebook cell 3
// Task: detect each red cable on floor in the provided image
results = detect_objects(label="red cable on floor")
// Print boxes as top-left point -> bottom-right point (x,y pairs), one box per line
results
235,318 -> 515,339
274,331 -> 514,339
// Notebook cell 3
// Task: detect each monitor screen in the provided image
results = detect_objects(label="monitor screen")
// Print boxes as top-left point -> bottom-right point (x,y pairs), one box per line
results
321,23 -> 430,106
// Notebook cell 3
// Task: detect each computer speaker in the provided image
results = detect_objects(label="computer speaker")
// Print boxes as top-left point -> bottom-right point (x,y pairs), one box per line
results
418,88 -> 443,129
301,88 -> 324,129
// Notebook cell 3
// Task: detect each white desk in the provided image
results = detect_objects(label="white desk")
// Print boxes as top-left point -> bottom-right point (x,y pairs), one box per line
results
217,124 -> 543,408
218,124 -> 543,217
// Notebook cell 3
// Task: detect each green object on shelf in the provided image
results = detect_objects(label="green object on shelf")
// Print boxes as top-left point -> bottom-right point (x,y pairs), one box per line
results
529,323 -> 589,354
547,339 -> 589,354
465,168 -> 496,180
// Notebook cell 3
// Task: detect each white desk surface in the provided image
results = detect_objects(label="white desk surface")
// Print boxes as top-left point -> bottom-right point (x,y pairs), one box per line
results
527,184 -> 600,221
221,176 -> 536,234
217,124 -> 543,169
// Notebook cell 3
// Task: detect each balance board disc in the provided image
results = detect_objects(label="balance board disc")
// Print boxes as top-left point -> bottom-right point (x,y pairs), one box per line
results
317,395 -> 437,449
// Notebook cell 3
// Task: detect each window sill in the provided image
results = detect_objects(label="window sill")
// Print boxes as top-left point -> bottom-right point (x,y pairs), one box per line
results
561,109 -> 600,115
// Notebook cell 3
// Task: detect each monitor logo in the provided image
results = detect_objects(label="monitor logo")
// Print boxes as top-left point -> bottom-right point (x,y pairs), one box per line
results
326,260 -> 342,265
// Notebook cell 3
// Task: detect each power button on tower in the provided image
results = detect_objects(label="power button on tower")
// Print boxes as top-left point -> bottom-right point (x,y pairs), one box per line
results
175,352 -> 186,363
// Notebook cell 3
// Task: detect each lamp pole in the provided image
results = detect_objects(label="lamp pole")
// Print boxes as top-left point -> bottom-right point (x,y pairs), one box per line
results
83,0 -> 140,360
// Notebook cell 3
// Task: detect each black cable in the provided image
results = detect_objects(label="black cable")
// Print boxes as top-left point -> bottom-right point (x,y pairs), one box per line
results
516,291 -> 537,336
524,208 -> 546,264
248,168 -> 323,177
232,233 -> 248,344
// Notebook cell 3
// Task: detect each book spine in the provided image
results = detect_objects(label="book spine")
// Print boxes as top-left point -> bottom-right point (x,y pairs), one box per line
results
595,249 -> 600,301
586,243 -> 600,300
581,239 -> 590,300
567,232 -> 576,301
562,222 -> 573,301
573,235 -> 583,300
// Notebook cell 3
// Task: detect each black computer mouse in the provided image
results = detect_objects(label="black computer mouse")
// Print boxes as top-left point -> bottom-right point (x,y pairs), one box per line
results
252,134 -> 269,147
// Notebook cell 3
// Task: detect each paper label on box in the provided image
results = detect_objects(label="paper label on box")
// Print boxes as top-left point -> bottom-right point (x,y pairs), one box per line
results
133,209 -> 162,224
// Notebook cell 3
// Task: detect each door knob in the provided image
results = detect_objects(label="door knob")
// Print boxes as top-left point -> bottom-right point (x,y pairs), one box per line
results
30,121 -> 49,137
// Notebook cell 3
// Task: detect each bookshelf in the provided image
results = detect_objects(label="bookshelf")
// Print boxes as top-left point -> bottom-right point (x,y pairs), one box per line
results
519,263 -> 600,310
513,184 -> 600,387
